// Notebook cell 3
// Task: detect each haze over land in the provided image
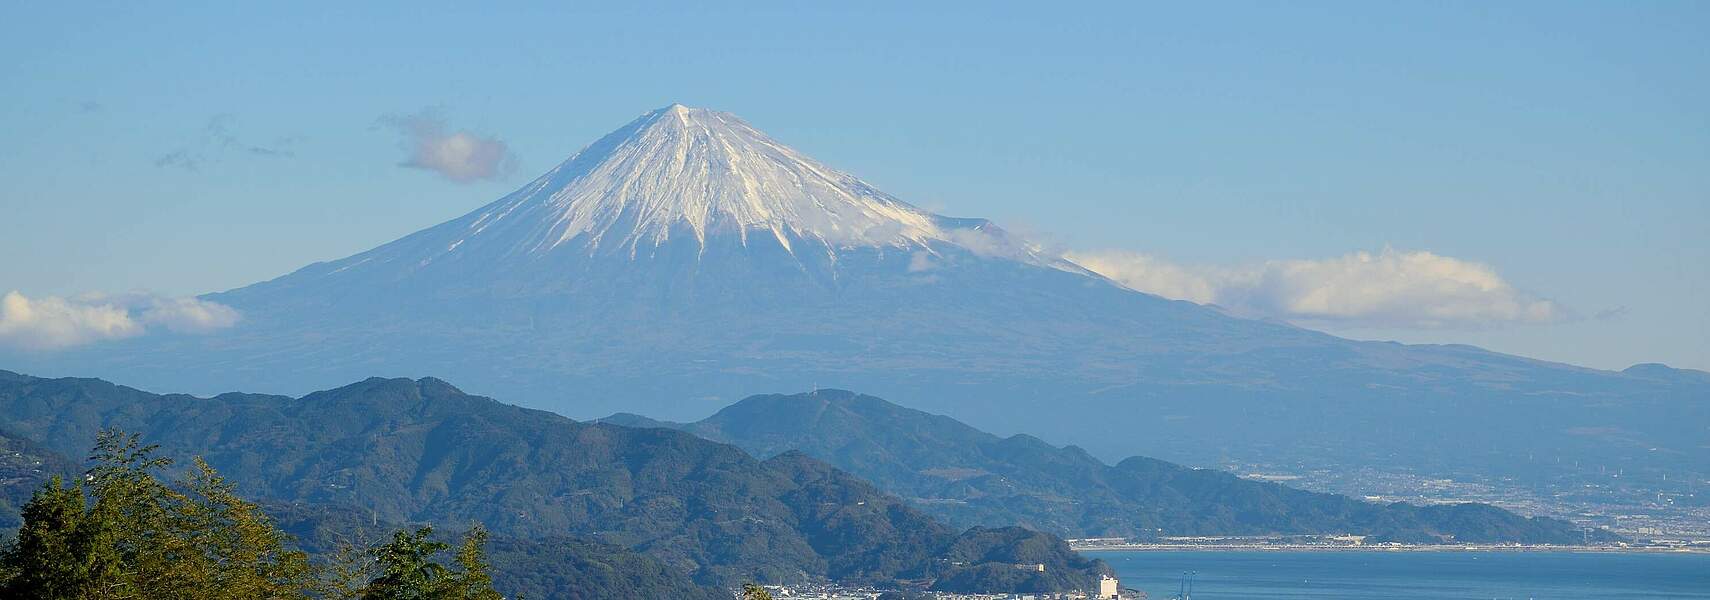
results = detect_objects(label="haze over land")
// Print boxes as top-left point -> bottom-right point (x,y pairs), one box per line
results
599,389 -> 1611,545
4,105 -> 1705,541
2,5 -> 1707,597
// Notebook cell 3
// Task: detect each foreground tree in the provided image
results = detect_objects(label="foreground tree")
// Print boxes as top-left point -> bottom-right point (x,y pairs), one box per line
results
0,430 -> 504,600
0,431 -> 312,600
352,526 -> 503,600
0,476 -> 117,599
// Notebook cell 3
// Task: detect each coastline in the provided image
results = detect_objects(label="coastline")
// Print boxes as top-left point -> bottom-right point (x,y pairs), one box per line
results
1073,543 -> 1710,554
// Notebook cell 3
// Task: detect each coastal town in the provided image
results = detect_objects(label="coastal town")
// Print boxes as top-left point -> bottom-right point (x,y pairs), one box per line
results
757,576 -> 1138,600
1227,461 -> 1710,544
1066,535 -> 1710,553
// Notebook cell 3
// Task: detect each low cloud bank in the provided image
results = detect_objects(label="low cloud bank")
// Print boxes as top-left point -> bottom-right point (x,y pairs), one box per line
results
1067,248 -> 1564,329
0,291 -> 239,351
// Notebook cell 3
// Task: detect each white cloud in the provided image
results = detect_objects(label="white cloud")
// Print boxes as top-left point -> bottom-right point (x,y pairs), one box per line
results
1067,252 -> 1222,305
907,251 -> 938,273
383,111 -> 515,183
0,291 -> 240,351
1066,248 -> 1565,329
119,293 -> 243,333
0,292 -> 142,350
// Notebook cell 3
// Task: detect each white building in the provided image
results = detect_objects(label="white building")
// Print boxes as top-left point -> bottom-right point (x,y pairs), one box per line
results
1096,575 -> 1120,599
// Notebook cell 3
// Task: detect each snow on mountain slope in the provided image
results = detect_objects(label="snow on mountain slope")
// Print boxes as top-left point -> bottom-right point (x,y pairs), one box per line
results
232,104 -> 1062,304
521,103 -> 943,252
350,105 -> 1039,266
9,105 -> 1704,503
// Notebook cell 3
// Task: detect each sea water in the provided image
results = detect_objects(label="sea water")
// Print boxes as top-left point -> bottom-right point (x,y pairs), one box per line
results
1086,550 -> 1710,599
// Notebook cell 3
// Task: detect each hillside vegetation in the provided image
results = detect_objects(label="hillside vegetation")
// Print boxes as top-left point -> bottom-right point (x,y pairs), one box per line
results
0,370 -> 1108,594
625,389 -> 1616,544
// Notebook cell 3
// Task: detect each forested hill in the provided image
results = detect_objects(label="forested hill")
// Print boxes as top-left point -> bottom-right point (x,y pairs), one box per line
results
0,370 -> 1108,594
0,427 -> 77,530
621,389 -> 1617,544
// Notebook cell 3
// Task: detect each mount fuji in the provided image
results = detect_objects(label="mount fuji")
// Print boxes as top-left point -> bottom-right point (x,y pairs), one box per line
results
12,105 -> 1705,494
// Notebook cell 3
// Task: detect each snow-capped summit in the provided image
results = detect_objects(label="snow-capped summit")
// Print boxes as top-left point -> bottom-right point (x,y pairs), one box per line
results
221,104 -> 1056,310
22,106 -> 1704,503
403,104 -> 1006,264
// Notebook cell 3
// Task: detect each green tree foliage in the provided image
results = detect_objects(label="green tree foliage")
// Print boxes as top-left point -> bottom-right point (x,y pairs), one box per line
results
0,476 -> 116,599
0,430 -> 311,599
352,526 -> 502,600
740,582 -> 774,600
448,528 -> 504,600
0,373 -> 1125,590
0,373 -> 1133,594
362,528 -> 452,600
0,430 -> 505,600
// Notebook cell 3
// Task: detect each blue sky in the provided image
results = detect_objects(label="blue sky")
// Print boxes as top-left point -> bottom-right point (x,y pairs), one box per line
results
1,2 -> 1705,370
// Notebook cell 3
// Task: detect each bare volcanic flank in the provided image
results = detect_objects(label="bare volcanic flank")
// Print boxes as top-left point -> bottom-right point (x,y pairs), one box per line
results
211,104 -> 1062,313
11,106 -> 1705,499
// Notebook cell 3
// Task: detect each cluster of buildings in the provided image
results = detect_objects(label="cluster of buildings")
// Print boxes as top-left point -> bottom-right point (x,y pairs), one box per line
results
757,575 -> 1132,600
1230,460 -> 1710,543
